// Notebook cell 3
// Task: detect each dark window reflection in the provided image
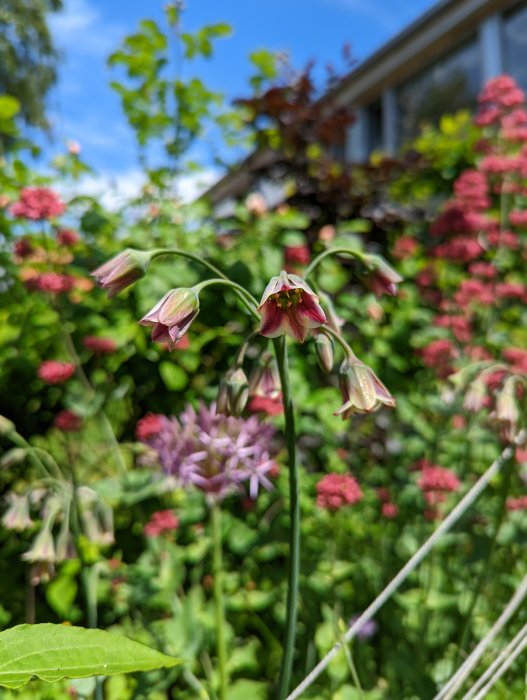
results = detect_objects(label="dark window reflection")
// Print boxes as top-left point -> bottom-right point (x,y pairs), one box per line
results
395,38 -> 481,145
503,4 -> 527,92
367,99 -> 383,152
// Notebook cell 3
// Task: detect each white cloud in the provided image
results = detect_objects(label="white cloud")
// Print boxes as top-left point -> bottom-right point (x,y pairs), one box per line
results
49,0 -> 125,57
60,167 -> 220,211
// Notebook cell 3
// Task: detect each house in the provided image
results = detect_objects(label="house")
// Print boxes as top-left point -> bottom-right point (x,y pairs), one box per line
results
205,0 -> 527,211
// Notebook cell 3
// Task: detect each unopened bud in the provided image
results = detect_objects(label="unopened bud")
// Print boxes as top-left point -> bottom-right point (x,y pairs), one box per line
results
226,368 -> 249,417
315,333 -> 334,373
0,415 -> 15,436
493,376 -> 519,443
217,380 -> 229,415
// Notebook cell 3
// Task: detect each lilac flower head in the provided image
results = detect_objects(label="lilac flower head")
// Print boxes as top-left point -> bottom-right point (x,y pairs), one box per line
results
144,402 -> 276,501
349,615 -> 378,641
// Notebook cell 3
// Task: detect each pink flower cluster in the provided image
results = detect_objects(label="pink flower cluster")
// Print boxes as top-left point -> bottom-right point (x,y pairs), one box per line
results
506,496 -> 527,512
420,339 -> 458,377
25,272 -> 76,294
56,228 -> 80,246
82,336 -> 117,354
53,410 -> 83,432
417,461 -> 460,520
38,361 -> 75,385
10,187 -> 65,220
135,413 -> 167,441
377,487 -> 399,518
316,473 -> 363,511
144,510 -> 180,537
476,76 -> 526,127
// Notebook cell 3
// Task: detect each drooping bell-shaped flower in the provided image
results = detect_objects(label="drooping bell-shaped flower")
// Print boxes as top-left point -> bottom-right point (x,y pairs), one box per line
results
258,271 -> 326,343
362,254 -> 402,297
139,288 -> 199,349
335,357 -> 396,419
92,249 -> 152,298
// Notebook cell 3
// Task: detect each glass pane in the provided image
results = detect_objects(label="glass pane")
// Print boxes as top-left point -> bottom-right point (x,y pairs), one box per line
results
503,5 -> 527,92
395,37 -> 481,145
367,99 -> 383,153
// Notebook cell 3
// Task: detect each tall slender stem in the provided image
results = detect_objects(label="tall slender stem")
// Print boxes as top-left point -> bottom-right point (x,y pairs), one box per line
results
211,502 -> 228,700
273,335 -> 300,699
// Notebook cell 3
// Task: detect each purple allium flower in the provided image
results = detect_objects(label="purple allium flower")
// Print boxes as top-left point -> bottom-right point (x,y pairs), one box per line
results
349,615 -> 378,640
145,402 -> 276,501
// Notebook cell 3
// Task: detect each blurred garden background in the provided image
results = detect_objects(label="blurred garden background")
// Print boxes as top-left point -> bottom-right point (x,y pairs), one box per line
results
1,0 -> 527,698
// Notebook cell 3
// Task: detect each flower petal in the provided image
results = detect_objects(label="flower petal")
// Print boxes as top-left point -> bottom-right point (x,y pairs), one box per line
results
260,302 -> 284,337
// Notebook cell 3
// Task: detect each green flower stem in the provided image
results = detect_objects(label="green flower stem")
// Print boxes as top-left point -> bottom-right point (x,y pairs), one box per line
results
7,431 -> 61,482
273,335 -> 300,700
304,247 -> 364,280
455,452 -> 514,664
320,326 -> 357,361
151,247 -> 259,311
60,327 -> 127,475
195,278 -> 259,320
211,502 -> 228,700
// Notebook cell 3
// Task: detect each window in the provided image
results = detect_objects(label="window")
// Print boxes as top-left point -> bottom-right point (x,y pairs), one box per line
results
366,99 -> 383,153
503,4 -> 527,92
395,37 -> 481,145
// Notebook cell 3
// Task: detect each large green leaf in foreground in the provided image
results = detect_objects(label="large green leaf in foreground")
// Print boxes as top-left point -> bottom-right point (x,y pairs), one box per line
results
0,624 -> 181,689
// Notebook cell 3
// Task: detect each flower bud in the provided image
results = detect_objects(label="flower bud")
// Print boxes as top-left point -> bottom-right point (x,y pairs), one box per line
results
362,254 -> 402,297
315,333 -> 334,373
139,288 -> 199,349
0,415 -> 15,436
92,248 -> 152,298
226,368 -> 249,417
335,356 -> 395,419
492,377 -> 519,443
216,379 -> 229,415
2,493 -> 33,531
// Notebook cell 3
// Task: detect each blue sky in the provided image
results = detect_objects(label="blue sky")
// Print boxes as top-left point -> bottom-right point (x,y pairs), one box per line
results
46,0 -> 439,200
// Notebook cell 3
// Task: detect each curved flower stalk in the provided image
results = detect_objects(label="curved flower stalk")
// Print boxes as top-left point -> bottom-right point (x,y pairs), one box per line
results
94,242 -> 398,699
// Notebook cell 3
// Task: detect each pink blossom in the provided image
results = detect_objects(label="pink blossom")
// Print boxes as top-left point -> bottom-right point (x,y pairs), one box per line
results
468,262 -> 497,279
13,238 -> 34,259
316,473 -> 363,511
144,510 -> 179,537
140,288 -> 200,349
454,279 -> 495,307
393,236 -> 418,259
487,229 -> 520,249
54,410 -> 83,432
433,315 -> 472,343
56,228 -> 80,246
495,282 -> 526,301
418,465 -> 460,493
284,245 -> 310,266
453,170 -> 490,210
38,361 -> 75,384
136,413 -> 168,441
381,501 -> 399,519
503,348 -> 527,373
32,272 -> 75,294
247,394 -> 283,416
433,237 -> 483,262
10,187 -> 65,220
82,336 -> 117,354
509,210 -> 527,227
258,272 -> 326,343
421,339 -> 458,371
506,496 -> 527,511
480,154 -> 521,174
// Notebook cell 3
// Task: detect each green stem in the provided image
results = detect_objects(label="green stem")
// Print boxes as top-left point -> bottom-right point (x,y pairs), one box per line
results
304,247 -> 364,280
195,278 -> 259,319
151,247 -> 259,311
61,327 -> 127,475
455,453 -> 514,663
273,335 -> 300,699
211,502 -> 228,700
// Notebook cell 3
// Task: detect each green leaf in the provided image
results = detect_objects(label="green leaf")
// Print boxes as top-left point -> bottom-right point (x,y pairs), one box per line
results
249,50 -> 277,79
0,96 -> 20,120
159,361 -> 188,391
0,624 -> 181,689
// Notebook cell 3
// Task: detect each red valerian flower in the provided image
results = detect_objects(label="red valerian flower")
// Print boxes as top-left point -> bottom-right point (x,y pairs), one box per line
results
92,249 -> 152,298
316,473 -> 363,510
144,510 -> 180,537
258,271 -> 326,343
82,336 -> 117,354
136,413 -> 168,441
56,228 -> 80,246
54,410 -> 83,432
9,187 -> 65,220
335,357 -> 395,419
13,238 -> 34,259
38,361 -> 75,384
139,288 -> 199,349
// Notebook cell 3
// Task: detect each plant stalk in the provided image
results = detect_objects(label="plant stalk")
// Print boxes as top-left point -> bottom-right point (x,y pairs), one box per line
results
211,502 -> 228,700
273,335 -> 300,699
